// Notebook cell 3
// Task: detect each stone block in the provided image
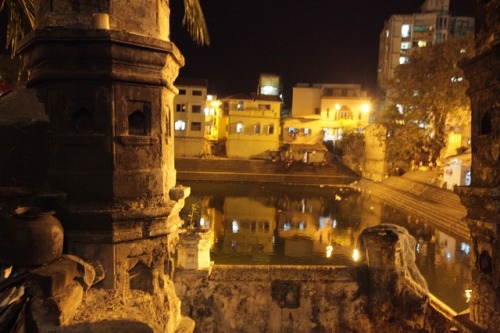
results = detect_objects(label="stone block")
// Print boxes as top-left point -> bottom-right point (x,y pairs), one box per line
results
29,254 -> 96,298
31,281 -> 84,328
169,186 -> 191,201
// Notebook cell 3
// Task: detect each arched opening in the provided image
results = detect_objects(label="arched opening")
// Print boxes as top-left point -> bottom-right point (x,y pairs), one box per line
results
128,110 -> 148,135
72,108 -> 93,134
129,262 -> 153,293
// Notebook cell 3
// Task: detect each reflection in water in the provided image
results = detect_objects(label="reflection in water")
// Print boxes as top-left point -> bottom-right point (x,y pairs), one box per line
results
179,181 -> 471,312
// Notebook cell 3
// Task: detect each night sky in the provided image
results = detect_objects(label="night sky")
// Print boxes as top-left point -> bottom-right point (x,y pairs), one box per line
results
170,0 -> 475,106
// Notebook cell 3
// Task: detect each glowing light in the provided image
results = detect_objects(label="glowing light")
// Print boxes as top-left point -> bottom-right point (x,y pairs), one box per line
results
232,219 -> 239,233
352,248 -> 360,262
465,289 -> 472,303
360,103 -> 371,113
326,245 -> 333,258
207,95 -> 213,101
333,219 -> 337,229
199,218 -> 205,227
335,104 -> 341,111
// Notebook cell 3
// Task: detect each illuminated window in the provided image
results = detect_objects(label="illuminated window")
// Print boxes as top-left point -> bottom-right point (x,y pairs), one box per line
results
174,120 -> 186,131
399,56 -> 409,65
303,128 -> 311,135
176,104 -> 186,112
417,40 -> 427,47
401,24 -> 411,38
191,105 -> 202,113
401,42 -> 411,50
254,123 -> 261,134
191,122 -> 202,131
236,122 -> 243,133
237,101 -> 244,110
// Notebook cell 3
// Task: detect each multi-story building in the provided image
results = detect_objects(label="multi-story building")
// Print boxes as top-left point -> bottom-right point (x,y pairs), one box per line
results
173,78 -> 208,157
219,93 -> 282,159
377,0 -> 474,89
282,83 -> 371,162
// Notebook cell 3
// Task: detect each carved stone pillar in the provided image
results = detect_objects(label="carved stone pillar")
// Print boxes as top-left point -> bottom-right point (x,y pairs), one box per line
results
16,0 -> 186,294
456,1 -> 500,331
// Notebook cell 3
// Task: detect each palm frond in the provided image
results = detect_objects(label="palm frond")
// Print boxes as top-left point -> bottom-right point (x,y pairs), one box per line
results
182,0 -> 210,46
1,0 -> 35,57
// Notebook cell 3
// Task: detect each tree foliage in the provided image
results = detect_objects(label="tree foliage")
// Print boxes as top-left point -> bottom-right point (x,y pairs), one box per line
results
380,35 -> 473,166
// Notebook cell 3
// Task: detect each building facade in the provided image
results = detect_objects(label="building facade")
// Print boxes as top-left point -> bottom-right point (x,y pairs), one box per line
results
283,83 -> 371,159
173,78 -> 208,157
377,0 -> 474,89
220,93 -> 282,159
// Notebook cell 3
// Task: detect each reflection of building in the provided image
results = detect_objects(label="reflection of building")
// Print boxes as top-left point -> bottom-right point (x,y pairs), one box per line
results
283,83 -> 371,157
221,197 -> 276,255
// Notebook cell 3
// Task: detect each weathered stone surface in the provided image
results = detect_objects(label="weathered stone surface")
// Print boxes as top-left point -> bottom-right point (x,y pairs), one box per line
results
29,255 -> 96,298
31,281 -> 84,328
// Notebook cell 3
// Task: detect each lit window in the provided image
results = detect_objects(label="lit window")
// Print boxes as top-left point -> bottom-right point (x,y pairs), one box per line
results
417,40 -> 427,47
174,120 -> 186,131
303,128 -> 311,135
401,24 -> 411,38
232,219 -> 239,233
236,122 -> 243,133
237,101 -> 244,110
401,42 -> 411,50
451,76 -> 464,82
207,95 -> 213,101
191,105 -> 202,113
254,123 -> 261,134
399,56 -> 409,65
191,122 -> 202,131
176,104 -> 186,112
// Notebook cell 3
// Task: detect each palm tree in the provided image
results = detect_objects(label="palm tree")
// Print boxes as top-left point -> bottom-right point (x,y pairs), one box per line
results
1,0 -> 210,56
0,0 -> 35,56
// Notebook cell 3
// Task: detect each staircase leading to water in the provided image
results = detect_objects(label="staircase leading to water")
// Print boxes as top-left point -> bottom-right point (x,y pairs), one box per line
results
357,173 -> 469,240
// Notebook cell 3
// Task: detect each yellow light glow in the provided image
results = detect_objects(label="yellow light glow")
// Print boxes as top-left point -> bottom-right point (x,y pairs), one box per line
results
352,248 -> 360,262
326,245 -> 333,258
465,289 -> 472,303
361,103 -> 371,113
335,104 -> 341,110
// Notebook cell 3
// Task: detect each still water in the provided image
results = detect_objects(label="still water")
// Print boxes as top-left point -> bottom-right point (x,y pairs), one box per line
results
179,181 -> 471,313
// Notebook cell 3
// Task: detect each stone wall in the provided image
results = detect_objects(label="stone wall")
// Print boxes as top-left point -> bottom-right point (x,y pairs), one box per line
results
176,265 -> 372,333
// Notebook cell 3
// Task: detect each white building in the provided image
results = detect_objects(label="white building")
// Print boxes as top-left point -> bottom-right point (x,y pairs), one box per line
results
173,78 -> 208,157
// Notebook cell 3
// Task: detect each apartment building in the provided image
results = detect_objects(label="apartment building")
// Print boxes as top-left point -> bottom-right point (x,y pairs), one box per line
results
282,83 -> 371,162
173,78 -> 208,157
219,93 -> 282,159
377,0 -> 474,89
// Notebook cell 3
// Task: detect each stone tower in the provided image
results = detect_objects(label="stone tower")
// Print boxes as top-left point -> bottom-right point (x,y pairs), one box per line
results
17,0 -> 186,298
456,0 -> 500,331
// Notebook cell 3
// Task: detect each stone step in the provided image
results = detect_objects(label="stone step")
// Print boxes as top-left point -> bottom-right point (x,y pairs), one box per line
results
357,179 -> 469,240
